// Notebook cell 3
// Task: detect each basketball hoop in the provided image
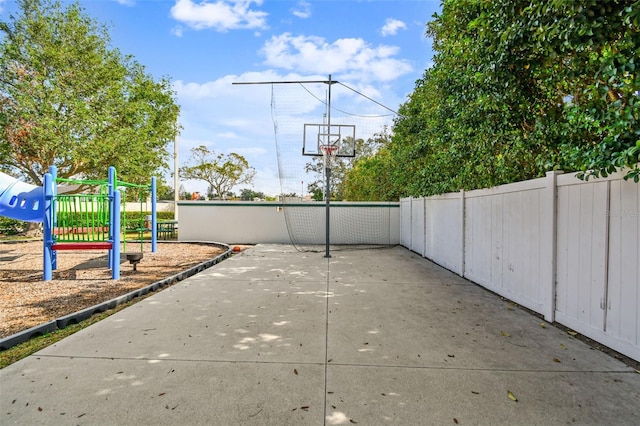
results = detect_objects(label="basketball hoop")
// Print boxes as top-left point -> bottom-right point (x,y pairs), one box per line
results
320,144 -> 339,167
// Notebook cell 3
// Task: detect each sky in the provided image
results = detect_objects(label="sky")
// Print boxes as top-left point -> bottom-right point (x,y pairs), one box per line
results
0,0 -> 441,197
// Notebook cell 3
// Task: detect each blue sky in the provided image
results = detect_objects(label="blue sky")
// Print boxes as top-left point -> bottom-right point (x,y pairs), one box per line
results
0,0 -> 441,196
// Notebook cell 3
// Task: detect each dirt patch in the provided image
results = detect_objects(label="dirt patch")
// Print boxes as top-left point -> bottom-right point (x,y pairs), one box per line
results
0,241 -> 228,339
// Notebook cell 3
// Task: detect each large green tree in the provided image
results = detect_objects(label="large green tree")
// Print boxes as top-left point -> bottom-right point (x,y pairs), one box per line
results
180,146 -> 256,200
351,0 -> 640,200
0,0 -> 179,187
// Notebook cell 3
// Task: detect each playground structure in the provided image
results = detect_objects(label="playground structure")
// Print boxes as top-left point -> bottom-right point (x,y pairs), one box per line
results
0,166 -> 157,281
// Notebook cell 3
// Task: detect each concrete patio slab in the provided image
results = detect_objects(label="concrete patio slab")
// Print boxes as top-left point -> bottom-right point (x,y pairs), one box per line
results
2,356 -> 325,425
37,279 -> 328,363
1,244 -> 639,425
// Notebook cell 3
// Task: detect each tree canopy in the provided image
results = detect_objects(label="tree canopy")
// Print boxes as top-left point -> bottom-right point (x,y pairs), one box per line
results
307,131 -> 389,201
0,0 -> 179,187
180,145 -> 256,200
345,0 -> 640,200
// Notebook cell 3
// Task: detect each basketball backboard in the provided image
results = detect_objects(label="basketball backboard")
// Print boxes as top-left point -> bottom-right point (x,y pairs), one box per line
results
302,124 -> 356,157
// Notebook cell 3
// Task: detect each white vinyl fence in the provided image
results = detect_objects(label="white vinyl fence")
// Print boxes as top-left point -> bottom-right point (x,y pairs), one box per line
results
401,170 -> 639,362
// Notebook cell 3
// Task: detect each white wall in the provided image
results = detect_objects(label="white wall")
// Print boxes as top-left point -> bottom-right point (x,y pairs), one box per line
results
410,198 -> 425,255
400,198 -> 412,248
400,170 -> 639,362
178,201 -> 400,245
425,192 -> 464,275
554,173 -> 640,361
463,175 -> 555,319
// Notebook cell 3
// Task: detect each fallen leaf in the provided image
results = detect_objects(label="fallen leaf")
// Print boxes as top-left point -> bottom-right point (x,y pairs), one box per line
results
301,406 -> 309,411
471,391 -> 480,395
447,354 -> 455,358
350,420 -> 358,424
560,343 -> 567,350
294,369 -> 298,375
553,358 -> 561,363
507,390 -> 518,402
540,323 -> 546,328
501,331 -> 511,337
567,330 -> 578,337
159,392 -> 166,396
454,418 -> 459,424
38,407 -> 43,412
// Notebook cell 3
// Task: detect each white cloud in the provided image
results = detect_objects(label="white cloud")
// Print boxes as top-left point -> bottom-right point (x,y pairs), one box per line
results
170,0 -> 268,32
114,0 -> 135,6
291,1 -> 311,19
215,131 -> 241,140
233,147 -> 268,156
171,26 -> 184,37
381,18 -> 407,36
260,33 -> 412,82
0,0 -> 6,13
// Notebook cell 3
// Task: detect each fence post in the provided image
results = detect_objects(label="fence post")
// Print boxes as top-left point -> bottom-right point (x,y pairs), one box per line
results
408,197 -> 413,251
421,197 -> 426,258
544,170 -> 563,321
460,189 -> 465,277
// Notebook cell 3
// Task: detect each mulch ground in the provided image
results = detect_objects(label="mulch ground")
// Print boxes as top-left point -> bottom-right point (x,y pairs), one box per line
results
0,241 -> 227,339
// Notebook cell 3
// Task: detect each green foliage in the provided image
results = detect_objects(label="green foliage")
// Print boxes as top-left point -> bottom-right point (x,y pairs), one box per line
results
308,131 -> 389,201
0,0 -> 179,188
180,146 -> 256,200
310,187 -> 323,201
239,188 -> 265,201
155,180 -> 175,200
0,216 -> 26,235
352,0 -> 640,199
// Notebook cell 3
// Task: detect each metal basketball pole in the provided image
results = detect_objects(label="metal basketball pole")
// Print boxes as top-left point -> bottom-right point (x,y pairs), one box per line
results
232,75 -> 337,257
324,74 -> 334,258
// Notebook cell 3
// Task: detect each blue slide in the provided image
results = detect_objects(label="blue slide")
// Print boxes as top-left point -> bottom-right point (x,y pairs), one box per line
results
0,171 -> 44,223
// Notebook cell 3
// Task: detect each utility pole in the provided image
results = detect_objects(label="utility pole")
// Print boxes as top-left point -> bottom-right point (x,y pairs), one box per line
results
174,132 -> 179,222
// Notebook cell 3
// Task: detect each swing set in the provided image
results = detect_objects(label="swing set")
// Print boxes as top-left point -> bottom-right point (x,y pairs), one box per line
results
43,166 -> 158,281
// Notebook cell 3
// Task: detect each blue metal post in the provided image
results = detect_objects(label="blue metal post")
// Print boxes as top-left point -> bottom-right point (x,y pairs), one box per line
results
107,166 -> 116,269
151,176 -> 157,252
112,190 -> 121,279
43,172 -> 54,281
49,165 -> 57,270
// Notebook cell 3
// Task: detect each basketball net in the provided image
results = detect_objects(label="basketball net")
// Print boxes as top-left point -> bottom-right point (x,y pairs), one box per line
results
320,144 -> 339,168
